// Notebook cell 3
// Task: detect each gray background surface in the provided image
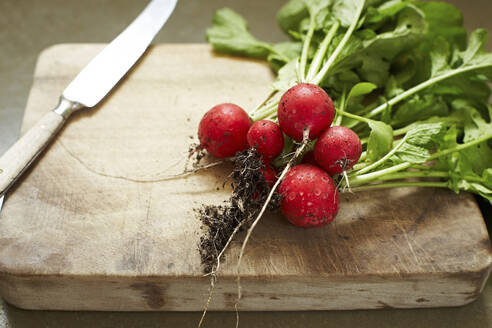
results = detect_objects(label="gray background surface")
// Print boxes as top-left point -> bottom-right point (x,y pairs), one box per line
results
0,0 -> 491,327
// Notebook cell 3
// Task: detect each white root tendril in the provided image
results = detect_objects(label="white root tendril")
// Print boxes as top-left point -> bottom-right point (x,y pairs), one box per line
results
198,220 -> 246,328
342,170 -> 352,193
60,140 -> 225,183
233,129 -> 311,326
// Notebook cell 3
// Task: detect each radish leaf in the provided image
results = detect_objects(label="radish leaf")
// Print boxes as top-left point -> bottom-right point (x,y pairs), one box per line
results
206,8 -> 272,59
367,120 -> 393,162
347,82 -> 378,102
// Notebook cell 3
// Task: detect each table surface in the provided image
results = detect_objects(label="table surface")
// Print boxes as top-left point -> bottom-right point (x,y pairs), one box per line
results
1,0 -> 492,327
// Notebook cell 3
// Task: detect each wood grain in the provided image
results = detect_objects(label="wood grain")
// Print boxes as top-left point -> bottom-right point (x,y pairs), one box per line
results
0,44 -> 491,311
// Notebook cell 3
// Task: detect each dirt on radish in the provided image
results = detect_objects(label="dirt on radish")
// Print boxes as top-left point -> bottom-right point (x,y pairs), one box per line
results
196,148 -> 280,274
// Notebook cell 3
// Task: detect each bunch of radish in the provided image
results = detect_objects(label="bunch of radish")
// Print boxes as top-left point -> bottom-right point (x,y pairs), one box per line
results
198,83 -> 362,228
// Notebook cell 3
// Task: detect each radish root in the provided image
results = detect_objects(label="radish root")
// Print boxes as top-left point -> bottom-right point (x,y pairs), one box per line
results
60,140 -> 224,183
196,148 -> 278,327
234,129 -> 310,320
198,220 -> 246,328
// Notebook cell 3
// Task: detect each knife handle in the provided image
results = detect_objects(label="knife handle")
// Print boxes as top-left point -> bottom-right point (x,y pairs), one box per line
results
0,97 -> 82,198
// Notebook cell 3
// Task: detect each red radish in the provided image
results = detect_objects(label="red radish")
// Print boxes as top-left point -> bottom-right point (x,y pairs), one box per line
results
278,83 -> 335,141
198,103 -> 251,158
301,151 -> 317,166
278,164 -> 339,227
314,126 -> 362,176
252,166 -> 277,199
261,166 -> 277,188
247,120 -> 284,163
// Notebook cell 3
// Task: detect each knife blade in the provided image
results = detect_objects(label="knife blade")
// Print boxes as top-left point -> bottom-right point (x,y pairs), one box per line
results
64,0 -> 177,107
0,0 -> 177,207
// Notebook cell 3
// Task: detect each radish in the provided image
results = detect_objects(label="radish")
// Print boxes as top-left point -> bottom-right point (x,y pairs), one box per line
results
261,165 -> 277,188
235,84 -> 338,290
247,120 -> 284,163
198,103 -> 251,158
301,151 -> 317,166
278,164 -> 339,227
252,166 -> 277,199
314,126 -> 362,176
278,83 -> 335,141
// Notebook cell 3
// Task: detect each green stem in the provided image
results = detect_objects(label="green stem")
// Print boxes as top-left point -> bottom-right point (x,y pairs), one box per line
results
346,63 -> 492,130
249,90 -> 276,113
310,1 -> 365,85
349,133 -> 492,186
334,88 -> 348,126
354,136 -> 407,175
428,133 -> 492,161
299,16 -> 316,82
393,126 -> 410,137
350,162 -> 411,186
352,162 -> 368,171
250,92 -> 282,121
374,170 -> 485,183
369,65 -> 492,118
349,181 -> 449,192
251,99 -> 281,121
336,109 -> 371,124
254,100 -> 277,115
378,170 -> 449,181
305,22 -> 340,81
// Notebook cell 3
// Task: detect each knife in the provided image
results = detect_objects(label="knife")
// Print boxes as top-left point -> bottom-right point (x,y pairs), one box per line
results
0,0 -> 177,212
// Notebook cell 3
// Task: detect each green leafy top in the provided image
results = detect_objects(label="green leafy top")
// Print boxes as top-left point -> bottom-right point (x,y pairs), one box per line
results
206,1 -> 492,204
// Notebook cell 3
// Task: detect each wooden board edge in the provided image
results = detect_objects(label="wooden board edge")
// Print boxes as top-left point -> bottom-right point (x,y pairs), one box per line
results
1,265 -> 491,311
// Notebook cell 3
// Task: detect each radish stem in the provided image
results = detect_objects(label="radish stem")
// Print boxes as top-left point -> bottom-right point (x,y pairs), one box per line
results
347,64 -> 492,129
336,109 -> 371,124
377,170 -> 450,180
310,0 -> 365,85
349,181 -> 449,191
349,134 -> 492,186
428,133 -> 492,160
334,87 -> 348,126
306,22 -> 340,81
299,16 -> 316,82
354,136 -> 407,175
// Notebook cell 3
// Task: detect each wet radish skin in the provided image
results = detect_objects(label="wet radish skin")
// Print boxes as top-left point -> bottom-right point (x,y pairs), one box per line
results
278,83 -> 335,141
314,126 -> 362,176
247,120 -> 284,163
198,103 -> 251,158
301,151 -> 318,166
278,164 -> 339,227
252,166 -> 277,199
261,166 -> 277,188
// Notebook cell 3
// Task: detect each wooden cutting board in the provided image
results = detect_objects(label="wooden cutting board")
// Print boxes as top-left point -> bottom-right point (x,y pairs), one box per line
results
0,44 -> 491,311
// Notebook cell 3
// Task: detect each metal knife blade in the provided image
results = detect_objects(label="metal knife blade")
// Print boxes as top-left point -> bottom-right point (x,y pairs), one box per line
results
63,0 -> 177,107
0,0 -> 177,211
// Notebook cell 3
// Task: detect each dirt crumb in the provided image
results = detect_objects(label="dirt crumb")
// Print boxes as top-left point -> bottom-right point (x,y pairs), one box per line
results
197,148 -> 280,273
